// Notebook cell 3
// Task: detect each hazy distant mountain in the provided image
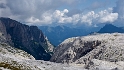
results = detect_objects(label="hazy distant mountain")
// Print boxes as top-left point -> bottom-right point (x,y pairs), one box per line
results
39,26 -> 90,46
98,24 -> 124,33
0,17 -> 54,60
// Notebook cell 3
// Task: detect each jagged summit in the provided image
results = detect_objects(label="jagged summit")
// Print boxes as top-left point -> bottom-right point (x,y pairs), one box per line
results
0,17 -> 54,60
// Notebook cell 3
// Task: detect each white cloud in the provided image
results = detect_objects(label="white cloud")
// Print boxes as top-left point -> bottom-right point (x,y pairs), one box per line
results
0,0 -> 119,26
26,8 -> 118,26
26,13 -> 53,26
0,0 -> 81,23
98,9 -> 118,23
99,12 -> 118,23
81,11 -> 97,25
72,14 -> 80,24
27,17 -> 41,23
53,9 -> 72,23
79,8 -> 118,25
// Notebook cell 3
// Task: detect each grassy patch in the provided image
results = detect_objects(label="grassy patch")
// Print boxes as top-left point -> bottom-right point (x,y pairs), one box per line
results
0,62 -> 32,70
0,62 -> 21,70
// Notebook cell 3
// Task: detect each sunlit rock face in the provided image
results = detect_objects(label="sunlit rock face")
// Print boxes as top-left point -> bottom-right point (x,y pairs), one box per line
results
51,33 -> 124,64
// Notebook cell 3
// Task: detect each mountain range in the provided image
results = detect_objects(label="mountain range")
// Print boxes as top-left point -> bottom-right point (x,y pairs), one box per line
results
1,17 -> 124,70
39,23 -> 124,46
39,25 -> 101,46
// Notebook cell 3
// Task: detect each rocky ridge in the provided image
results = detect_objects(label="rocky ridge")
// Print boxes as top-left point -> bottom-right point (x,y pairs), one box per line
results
51,33 -> 124,65
0,17 -> 54,60
1,31 -> 124,70
0,34 -> 85,70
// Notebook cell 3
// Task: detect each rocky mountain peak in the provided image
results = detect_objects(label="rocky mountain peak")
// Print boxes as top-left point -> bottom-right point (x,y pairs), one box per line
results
98,24 -> 124,33
0,17 -> 54,60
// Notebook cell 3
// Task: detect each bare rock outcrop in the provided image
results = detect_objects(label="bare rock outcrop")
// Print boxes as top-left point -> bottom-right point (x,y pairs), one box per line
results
51,33 -> 124,64
50,37 -> 101,63
0,17 -> 54,60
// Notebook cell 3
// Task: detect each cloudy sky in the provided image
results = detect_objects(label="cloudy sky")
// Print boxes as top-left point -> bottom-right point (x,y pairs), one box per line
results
0,0 -> 124,27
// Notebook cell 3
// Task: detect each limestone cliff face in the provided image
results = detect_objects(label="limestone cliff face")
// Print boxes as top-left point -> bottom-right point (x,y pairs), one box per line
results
0,17 -> 54,60
50,37 -> 101,63
50,33 -> 124,64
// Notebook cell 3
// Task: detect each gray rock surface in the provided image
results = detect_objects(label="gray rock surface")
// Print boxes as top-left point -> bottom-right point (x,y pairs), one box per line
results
51,33 -> 124,64
85,59 -> 124,70
1,32 -> 124,70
